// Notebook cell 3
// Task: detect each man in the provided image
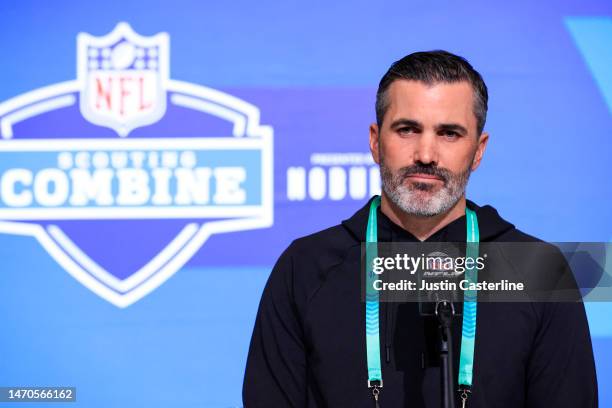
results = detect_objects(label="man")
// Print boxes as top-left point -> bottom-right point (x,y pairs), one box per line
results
243,51 -> 597,407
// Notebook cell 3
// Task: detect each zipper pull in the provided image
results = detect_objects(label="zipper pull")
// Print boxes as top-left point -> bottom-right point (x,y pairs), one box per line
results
459,388 -> 470,408
372,385 -> 380,408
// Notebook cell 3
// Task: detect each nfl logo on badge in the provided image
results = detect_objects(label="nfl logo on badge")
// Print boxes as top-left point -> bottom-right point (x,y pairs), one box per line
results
0,23 -> 274,308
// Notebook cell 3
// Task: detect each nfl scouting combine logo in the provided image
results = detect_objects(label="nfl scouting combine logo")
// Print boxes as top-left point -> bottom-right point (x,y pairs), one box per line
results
0,23 -> 273,307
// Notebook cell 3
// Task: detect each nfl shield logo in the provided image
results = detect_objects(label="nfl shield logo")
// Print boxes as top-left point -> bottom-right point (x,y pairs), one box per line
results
78,23 -> 169,136
0,23 -> 273,308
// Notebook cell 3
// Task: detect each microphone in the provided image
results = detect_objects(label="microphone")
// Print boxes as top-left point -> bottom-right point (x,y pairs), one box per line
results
417,248 -> 463,317
436,300 -> 457,408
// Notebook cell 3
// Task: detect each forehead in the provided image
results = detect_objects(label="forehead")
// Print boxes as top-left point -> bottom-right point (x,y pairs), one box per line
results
384,80 -> 476,128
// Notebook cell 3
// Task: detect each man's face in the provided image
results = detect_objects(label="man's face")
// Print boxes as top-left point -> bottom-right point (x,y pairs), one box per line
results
369,79 -> 488,216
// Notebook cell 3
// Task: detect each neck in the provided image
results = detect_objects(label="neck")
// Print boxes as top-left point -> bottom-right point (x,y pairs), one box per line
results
380,193 -> 467,241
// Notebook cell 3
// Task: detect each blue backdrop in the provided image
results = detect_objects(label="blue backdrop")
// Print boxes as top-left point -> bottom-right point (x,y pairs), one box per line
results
0,1 -> 610,407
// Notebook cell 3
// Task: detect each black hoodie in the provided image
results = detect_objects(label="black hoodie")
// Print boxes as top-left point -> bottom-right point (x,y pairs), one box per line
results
243,198 -> 597,407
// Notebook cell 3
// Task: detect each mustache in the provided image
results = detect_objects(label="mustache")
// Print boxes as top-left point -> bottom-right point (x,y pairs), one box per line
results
398,164 -> 451,183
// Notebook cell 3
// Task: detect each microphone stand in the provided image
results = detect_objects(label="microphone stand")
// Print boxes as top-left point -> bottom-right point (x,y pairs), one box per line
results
436,300 -> 456,408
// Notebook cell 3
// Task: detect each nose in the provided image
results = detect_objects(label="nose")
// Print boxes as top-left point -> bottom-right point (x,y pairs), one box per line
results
413,132 -> 438,166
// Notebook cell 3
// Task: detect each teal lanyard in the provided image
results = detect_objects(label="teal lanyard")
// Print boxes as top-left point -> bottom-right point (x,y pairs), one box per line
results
365,196 -> 480,403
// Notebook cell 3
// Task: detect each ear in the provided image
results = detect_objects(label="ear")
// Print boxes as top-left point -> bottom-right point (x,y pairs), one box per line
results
471,132 -> 489,171
369,123 -> 381,164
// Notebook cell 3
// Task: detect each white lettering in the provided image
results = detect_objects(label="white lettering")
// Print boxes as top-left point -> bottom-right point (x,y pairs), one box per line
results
213,167 -> 246,204
1,169 -> 33,207
116,168 -> 149,205
69,169 -> 114,206
34,169 -> 69,206
175,168 -> 212,205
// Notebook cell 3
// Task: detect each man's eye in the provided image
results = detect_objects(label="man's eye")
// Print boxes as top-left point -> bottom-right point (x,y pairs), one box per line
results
441,131 -> 459,139
398,127 -> 416,134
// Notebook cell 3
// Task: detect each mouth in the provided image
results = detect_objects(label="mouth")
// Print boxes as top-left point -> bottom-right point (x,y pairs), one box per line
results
405,173 -> 443,183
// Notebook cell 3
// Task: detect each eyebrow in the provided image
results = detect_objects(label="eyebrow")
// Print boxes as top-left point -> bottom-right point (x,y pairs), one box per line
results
436,123 -> 468,136
390,119 -> 422,130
